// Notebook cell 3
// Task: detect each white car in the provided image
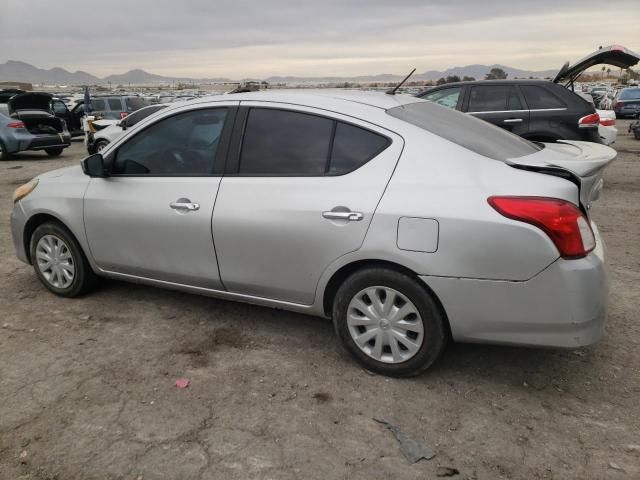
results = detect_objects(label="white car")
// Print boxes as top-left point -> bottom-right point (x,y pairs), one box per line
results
86,104 -> 168,153
597,109 -> 617,145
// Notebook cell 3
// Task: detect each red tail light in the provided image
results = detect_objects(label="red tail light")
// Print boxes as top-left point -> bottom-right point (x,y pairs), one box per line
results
7,121 -> 25,129
600,118 -> 616,126
120,112 -> 128,119
578,113 -> 599,128
488,196 -> 596,259
615,101 -> 623,109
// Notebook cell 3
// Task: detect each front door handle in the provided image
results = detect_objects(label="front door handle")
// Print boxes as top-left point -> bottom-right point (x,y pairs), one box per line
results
170,201 -> 200,211
503,118 -> 523,123
322,211 -> 364,221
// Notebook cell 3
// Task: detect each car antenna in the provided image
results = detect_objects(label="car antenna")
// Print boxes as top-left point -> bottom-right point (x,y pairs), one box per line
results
386,68 -> 416,95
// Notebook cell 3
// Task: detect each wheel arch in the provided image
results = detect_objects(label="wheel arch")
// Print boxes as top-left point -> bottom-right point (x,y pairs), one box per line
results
321,259 -> 452,338
23,213 -> 77,264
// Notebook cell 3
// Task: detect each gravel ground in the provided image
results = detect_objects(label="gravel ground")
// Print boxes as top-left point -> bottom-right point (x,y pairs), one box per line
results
1,123 -> 639,480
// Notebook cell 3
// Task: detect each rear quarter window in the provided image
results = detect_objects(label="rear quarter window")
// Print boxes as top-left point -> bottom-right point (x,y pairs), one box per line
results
387,101 -> 541,161
520,85 -> 566,109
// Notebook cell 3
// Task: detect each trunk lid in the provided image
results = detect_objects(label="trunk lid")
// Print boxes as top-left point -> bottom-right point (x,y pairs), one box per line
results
553,45 -> 640,85
7,92 -> 54,115
506,140 -> 616,212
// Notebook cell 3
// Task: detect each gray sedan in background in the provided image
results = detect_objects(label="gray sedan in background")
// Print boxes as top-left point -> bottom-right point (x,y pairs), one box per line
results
10,90 -> 615,376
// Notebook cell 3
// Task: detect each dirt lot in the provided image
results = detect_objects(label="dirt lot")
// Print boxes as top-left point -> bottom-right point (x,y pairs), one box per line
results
0,123 -> 639,480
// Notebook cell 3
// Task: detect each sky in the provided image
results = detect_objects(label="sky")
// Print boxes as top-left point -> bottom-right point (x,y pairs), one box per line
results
1,0 -> 639,78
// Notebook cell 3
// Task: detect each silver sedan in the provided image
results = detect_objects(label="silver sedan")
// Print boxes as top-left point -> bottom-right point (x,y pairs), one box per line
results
10,90 -> 615,376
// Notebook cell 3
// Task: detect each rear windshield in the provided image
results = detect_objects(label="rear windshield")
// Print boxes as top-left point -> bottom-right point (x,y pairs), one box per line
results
619,88 -> 640,100
387,101 -> 541,161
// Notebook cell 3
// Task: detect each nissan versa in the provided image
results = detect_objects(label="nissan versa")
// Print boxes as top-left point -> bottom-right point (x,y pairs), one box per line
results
10,91 -> 614,376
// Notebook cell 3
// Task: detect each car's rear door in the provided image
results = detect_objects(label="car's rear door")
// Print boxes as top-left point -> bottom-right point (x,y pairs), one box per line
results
212,103 -> 403,304
83,102 -> 238,288
465,84 -> 529,135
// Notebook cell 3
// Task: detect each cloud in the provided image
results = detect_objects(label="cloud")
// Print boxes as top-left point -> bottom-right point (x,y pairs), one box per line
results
0,0 -> 638,77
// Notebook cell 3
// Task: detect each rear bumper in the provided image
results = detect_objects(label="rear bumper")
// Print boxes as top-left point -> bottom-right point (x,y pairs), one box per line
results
423,223 -> 608,349
3,129 -> 71,153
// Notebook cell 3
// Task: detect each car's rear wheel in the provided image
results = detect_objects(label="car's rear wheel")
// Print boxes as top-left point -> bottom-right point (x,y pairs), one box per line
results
332,267 -> 447,377
30,222 -> 98,297
45,147 -> 64,157
94,140 -> 110,153
0,140 -> 9,160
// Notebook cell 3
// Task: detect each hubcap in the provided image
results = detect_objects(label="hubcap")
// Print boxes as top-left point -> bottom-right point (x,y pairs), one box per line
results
35,235 -> 75,289
347,286 -> 424,364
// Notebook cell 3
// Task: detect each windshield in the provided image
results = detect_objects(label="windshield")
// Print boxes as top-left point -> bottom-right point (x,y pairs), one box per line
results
387,101 -> 541,161
619,88 -> 640,100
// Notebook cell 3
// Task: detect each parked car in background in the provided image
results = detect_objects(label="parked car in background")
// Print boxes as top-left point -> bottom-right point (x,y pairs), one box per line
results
577,92 -> 617,145
11,90 -> 615,376
0,89 -> 85,137
613,87 -> 640,118
86,103 -> 168,153
0,92 -> 71,159
417,80 -> 602,143
73,95 -> 151,121
417,45 -> 639,144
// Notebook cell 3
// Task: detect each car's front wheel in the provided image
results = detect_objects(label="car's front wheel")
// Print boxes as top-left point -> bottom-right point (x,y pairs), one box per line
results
94,139 -> 110,153
332,267 -> 447,377
45,147 -> 64,157
30,222 -> 98,297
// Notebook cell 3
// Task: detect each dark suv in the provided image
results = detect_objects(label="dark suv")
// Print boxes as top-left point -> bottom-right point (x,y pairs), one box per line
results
416,45 -> 640,143
416,80 -> 601,143
70,95 -> 151,121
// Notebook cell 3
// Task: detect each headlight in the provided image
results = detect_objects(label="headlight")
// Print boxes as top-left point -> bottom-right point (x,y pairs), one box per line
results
12,178 -> 39,203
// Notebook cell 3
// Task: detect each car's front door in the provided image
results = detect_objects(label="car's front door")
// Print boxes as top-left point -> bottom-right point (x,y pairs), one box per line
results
465,84 -> 529,136
83,103 -> 237,289
212,104 -> 403,304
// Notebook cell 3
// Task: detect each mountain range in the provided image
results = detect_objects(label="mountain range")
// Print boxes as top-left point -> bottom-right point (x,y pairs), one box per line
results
0,60 -> 560,86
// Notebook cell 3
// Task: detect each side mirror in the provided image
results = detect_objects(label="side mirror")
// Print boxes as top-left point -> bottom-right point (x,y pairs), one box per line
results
81,153 -> 109,177
121,120 -> 127,131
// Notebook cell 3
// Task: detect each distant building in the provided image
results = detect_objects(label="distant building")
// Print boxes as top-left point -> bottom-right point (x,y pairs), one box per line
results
0,81 -> 33,91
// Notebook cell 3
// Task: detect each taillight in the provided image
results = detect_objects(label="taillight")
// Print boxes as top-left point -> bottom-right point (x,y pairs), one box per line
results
578,113 -> 599,128
614,101 -> 623,109
488,196 -> 596,259
7,121 -> 25,129
600,118 -> 616,127
120,112 -> 128,119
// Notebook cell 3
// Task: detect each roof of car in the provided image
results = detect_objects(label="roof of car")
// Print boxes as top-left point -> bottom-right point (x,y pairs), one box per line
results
423,79 -> 554,89
221,89 -> 424,110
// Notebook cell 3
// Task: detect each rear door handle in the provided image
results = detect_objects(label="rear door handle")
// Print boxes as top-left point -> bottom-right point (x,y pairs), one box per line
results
322,211 -> 364,221
503,118 -> 523,123
170,201 -> 200,211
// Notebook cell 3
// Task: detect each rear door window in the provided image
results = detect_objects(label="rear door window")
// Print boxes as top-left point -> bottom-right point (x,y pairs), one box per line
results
239,108 -> 333,175
422,87 -> 461,109
107,98 -> 122,111
91,98 -> 106,111
520,86 -> 566,109
468,85 -> 510,112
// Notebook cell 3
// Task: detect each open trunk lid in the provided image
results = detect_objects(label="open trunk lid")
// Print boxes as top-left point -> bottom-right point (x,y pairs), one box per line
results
7,92 -> 54,115
505,141 -> 616,212
553,45 -> 640,85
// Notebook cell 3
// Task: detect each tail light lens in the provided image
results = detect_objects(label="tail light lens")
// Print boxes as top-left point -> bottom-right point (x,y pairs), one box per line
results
615,101 -> 623,109
600,118 -> 616,126
488,196 -> 596,259
120,112 -> 128,119
7,121 -> 25,129
578,113 -> 600,128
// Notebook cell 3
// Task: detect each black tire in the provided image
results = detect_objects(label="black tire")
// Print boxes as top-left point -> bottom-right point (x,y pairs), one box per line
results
332,267 -> 447,377
29,221 -> 98,297
94,139 -> 110,153
45,147 -> 64,157
0,140 -> 9,160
